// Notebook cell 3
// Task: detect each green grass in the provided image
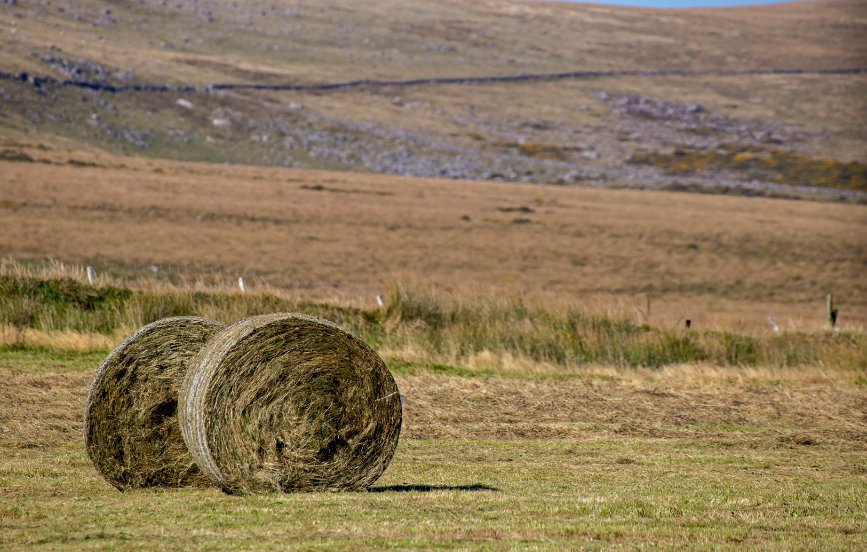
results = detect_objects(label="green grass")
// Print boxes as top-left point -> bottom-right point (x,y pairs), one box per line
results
2,275 -> 865,370
2,436 -> 864,549
0,273 -> 379,339
387,359 -> 499,378
0,348 -> 106,373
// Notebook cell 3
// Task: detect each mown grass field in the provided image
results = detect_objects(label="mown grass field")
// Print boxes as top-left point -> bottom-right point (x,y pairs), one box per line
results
2,347 -> 865,549
1,267 -> 866,549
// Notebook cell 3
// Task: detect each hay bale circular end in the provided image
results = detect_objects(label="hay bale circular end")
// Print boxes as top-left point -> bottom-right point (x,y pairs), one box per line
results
180,314 -> 402,494
85,317 -> 223,490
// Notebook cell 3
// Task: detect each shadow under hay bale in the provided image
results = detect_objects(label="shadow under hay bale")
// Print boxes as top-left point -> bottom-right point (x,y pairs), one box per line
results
180,313 -> 402,495
85,317 -> 223,490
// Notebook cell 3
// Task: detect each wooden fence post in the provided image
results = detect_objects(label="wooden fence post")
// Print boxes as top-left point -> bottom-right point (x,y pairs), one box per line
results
827,293 -> 838,329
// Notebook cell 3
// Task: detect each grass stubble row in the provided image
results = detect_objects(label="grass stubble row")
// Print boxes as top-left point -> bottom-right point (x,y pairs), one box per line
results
85,314 -> 402,494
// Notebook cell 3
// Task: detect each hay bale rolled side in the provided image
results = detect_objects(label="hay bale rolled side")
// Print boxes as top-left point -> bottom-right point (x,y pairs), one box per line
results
180,313 -> 402,494
85,317 -> 223,490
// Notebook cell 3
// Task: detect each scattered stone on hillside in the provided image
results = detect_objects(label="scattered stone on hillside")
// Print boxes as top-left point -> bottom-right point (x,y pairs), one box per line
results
113,69 -> 134,82
168,128 -> 190,143
596,90 -> 812,152
37,53 -> 109,83
124,129 -> 157,148
94,9 -> 116,26
102,124 -> 157,149
609,93 -> 709,122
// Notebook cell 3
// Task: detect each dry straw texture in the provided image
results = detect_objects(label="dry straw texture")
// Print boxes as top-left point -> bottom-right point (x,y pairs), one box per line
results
180,313 -> 402,494
85,317 -> 223,490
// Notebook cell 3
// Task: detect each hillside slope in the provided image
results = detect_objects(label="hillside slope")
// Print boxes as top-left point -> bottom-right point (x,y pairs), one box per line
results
1,0 -> 866,195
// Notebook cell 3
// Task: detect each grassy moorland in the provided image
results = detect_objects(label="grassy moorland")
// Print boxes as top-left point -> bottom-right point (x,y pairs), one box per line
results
2,155 -> 865,334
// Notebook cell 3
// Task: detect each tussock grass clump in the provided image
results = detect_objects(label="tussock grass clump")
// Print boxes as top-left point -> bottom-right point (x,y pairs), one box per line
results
382,287 -> 867,369
85,317 -> 222,490
2,264 -> 864,371
0,274 -> 132,336
180,314 -> 401,494
0,271 -> 375,340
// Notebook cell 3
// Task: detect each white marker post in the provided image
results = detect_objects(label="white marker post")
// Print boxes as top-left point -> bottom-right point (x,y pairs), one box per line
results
238,277 -> 246,293
86,266 -> 95,286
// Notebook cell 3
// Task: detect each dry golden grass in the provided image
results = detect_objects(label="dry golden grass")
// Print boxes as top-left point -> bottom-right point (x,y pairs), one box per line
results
0,324 -> 117,352
399,367 -> 867,444
2,0 -> 864,82
1,151 -> 865,332
2,355 -> 862,456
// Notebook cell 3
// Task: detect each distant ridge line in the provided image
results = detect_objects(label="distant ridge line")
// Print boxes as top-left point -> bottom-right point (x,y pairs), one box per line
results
2,67 -> 865,94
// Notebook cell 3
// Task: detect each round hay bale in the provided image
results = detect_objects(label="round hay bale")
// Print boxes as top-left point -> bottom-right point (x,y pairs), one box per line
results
179,313 -> 402,494
85,317 -> 223,490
